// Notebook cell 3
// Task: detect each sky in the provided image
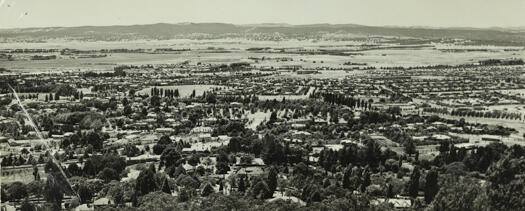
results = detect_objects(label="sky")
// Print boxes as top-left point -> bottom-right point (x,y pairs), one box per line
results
1,0 -> 524,29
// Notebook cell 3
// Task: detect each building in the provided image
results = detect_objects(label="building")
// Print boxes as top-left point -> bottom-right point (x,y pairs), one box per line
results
481,135 -> 501,142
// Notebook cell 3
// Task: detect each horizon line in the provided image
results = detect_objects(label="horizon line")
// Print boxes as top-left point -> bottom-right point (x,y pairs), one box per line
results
1,21 -> 524,31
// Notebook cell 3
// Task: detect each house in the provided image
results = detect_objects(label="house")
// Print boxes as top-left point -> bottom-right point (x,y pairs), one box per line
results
198,133 -> 213,142
324,144 -> 344,151
291,123 -> 306,129
292,130 -> 311,137
311,146 -> 325,155
202,117 -> 218,125
284,138 -> 304,146
190,126 -> 213,134
1,204 -> 16,211
412,136 -> 428,142
371,198 -> 411,209
236,166 -> 265,176
268,195 -> 306,206
340,139 -> 364,147
93,197 -> 112,209
74,204 -> 94,211
431,134 -> 451,141
235,157 -> 265,166
182,139 -> 228,153
482,135 -> 501,142
155,128 -> 174,134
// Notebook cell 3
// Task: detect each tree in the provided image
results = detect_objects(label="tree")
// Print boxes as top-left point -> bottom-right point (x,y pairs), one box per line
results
82,159 -> 96,176
178,188 -> 190,202
81,154 -> 126,177
156,112 -> 166,126
205,92 -> 217,104
33,165 -> 41,181
136,168 -> 157,196
150,95 -> 160,107
487,155 -> 521,185
161,177 -> 171,194
187,154 -> 201,166
107,182 -> 132,206
386,183 -> 394,198
124,105 -> 133,117
201,183 -> 214,197
228,137 -> 242,153
309,190 -> 322,203
167,164 -> 186,178
485,156 -> 525,210
84,132 -> 103,150
361,169 -> 371,192
408,166 -> 420,198
425,169 -> 439,204
176,174 -> 200,190
486,177 -> 525,210
194,192 -> 250,211
7,182 -> 28,200
44,175 -> 64,209
269,111 -> 278,124
267,166 -> 279,193
252,180 -> 272,199
97,167 -> 119,182
238,177 -> 246,193
153,135 -> 172,155
215,162 -> 230,174
428,177 -> 488,211
77,183 -> 93,204
138,192 -> 182,210
160,146 -> 182,169
257,198 -> 300,210
261,134 -> 284,165
121,97 -> 129,106
122,143 -> 140,157
67,163 -> 81,177
26,181 -> 44,198
148,163 -> 156,174
404,139 -> 416,155
20,198 -> 35,211
438,141 -> 450,154
343,167 -> 351,189
141,107 -> 148,117
365,140 -> 382,167
41,115 -> 54,131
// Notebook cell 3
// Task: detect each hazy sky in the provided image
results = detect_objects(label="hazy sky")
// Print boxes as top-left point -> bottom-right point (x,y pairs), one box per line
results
1,0 -> 524,29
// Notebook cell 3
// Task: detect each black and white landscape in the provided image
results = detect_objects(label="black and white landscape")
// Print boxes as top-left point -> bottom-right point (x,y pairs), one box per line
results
1,0 -> 525,210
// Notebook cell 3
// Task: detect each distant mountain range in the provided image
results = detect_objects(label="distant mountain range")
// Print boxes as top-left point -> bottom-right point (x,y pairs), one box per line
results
1,23 -> 525,45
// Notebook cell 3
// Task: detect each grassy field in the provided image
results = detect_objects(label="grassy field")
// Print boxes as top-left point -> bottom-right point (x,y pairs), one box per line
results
2,39 -> 524,73
431,113 -> 525,143
137,85 -> 227,97
485,104 -> 525,114
245,111 -> 271,130
1,166 -> 46,184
